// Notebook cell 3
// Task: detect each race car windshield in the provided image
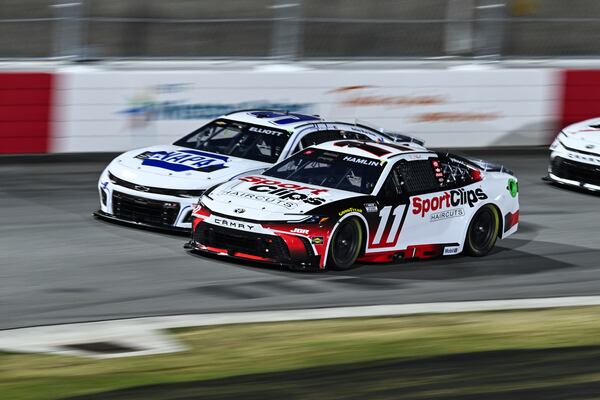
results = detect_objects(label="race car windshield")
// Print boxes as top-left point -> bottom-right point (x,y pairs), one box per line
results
173,119 -> 290,163
263,148 -> 384,194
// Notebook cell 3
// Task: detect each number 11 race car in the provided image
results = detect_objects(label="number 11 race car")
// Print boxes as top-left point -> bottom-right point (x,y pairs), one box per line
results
188,140 -> 519,270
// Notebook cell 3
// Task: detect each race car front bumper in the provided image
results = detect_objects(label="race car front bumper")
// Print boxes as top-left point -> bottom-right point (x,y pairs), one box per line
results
94,210 -> 190,234
548,156 -> 600,192
189,220 -> 322,270
97,169 -> 200,231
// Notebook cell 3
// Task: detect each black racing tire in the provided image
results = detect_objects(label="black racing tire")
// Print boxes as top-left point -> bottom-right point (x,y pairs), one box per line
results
464,204 -> 500,257
327,217 -> 363,271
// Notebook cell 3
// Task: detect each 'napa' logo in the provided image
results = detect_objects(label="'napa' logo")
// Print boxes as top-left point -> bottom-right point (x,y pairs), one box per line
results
136,149 -> 229,173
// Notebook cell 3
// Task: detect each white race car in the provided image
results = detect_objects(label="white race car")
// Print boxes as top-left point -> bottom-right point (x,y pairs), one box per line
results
548,117 -> 600,192
188,140 -> 519,270
95,110 -> 424,231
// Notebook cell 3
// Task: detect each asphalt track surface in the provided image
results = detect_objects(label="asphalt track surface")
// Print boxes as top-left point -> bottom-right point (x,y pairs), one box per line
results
1,150 -> 599,330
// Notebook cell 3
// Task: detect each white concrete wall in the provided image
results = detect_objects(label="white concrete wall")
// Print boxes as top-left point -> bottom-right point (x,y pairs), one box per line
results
50,67 -> 559,152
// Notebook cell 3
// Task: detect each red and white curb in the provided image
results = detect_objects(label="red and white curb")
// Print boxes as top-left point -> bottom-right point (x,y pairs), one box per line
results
2,296 -> 600,358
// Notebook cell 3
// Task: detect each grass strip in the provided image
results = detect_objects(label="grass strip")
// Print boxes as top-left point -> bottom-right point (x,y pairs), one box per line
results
2,306 -> 600,399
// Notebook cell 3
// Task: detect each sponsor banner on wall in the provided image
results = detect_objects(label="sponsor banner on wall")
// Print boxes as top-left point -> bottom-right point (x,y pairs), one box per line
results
0,73 -> 54,154
52,69 -> 557,152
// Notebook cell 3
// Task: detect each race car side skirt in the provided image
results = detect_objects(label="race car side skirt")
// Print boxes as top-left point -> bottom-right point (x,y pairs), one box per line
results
358,243 -> 461,263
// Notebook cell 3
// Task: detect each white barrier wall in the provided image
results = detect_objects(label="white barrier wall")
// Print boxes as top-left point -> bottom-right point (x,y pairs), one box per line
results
52,68 -> 558,152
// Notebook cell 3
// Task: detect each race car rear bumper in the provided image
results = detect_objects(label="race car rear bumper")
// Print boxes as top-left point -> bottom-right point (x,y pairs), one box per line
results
189,221 -> 321,270
548,156 -> 600,192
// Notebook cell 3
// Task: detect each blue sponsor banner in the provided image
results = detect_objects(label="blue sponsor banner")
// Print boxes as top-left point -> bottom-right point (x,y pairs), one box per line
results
121,101 -> 313,121
140,149 -> 229,172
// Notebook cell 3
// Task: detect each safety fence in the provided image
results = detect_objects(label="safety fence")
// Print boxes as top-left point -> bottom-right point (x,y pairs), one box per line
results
3,0 -> 600,59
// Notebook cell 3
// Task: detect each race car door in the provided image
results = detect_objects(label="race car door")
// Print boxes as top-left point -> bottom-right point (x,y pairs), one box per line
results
398,154 -> 485,257
366,158 -> 410,253
369,154 -> 464,258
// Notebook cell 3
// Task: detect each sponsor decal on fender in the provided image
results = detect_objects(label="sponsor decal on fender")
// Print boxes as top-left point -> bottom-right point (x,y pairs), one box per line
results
364,203 -> 378,213
290,228 -> 310,234
412,188 -> 488,217
430,208 -> 465,222
443,246 -> 460,255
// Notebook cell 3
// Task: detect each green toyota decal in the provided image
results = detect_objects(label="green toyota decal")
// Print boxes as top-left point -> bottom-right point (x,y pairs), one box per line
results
507,178 -> 519,198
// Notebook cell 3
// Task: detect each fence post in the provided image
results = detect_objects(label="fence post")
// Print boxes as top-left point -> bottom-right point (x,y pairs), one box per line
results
52,1 -> 83,59
445,0 -> 475,55
269,0 -> 302,60
474,0 -> 506,58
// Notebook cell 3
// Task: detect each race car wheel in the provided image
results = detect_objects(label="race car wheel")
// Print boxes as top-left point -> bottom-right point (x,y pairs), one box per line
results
464,204 -> 500,257
327,218 -> 363,271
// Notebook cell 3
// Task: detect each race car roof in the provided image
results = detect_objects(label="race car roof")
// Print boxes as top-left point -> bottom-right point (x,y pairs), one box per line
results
225,110 -> 324,130
313,140 -> 434,160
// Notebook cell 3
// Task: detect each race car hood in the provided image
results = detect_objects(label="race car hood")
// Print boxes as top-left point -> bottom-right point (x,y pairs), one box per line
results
107,145 -> 270,190
202,175 -> 363,221
561,118 -> 600,152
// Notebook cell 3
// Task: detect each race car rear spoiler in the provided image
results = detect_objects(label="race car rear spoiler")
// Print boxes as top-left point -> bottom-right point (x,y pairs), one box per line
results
354,120 -> 425,147
463,157 -> 515,176
381,131 -> 426,147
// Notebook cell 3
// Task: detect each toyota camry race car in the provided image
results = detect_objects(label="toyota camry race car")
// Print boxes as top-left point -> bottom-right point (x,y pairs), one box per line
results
547,117 -> 600,192
188,140 -> 519,270
94,110 -> 424,231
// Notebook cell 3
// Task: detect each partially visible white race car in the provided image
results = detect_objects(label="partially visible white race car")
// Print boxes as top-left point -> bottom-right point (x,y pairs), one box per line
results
548,117 -> 600,192
95,110 -> 425,231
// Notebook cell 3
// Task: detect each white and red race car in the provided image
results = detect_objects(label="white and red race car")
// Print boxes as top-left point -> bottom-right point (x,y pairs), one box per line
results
548,117 -> 600,192
188,140 -> 519,270
95,110 -> 423,232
